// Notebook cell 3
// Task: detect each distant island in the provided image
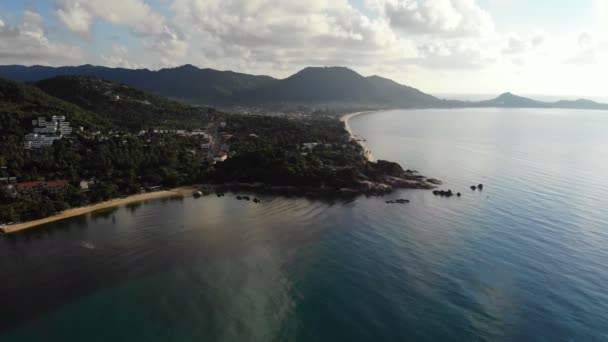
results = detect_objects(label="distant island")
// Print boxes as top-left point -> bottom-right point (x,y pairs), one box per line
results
1,64 -> 607,110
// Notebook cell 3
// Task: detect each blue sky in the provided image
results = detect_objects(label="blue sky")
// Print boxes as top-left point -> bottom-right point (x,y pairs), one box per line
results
0,0 -> 606,97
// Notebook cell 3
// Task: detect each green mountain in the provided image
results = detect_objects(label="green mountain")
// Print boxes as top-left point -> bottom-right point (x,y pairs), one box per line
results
0,64 -> 275,105
0,77 -> 108,136
1,64 -> 607,110
0,64 -> 439,107
235,66 -> 441,107
35,76 -> 220,130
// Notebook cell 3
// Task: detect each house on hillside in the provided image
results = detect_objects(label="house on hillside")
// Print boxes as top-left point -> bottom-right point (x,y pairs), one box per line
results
214,151 -> 227,163
24,116 -> 72,149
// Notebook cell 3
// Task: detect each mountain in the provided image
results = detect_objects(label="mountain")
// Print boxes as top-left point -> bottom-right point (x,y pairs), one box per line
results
365,75 -> 439,107
236,66 -> 441,107
475,92 -> 546,108
35,76 -> 219,130
0,64 -> 275,105
0,64 -> 440,107
1,64 -> 607,110
472,92 -> 608,110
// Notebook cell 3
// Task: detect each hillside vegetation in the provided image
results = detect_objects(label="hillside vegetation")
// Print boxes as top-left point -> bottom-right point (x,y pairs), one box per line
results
36,76 -> 219,130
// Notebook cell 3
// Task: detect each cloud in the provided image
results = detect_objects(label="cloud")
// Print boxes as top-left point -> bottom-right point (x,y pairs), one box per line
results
54,0 -> 186,60
101,44 -> 142,69
379,0 -> 494,37
0,10 -> 84,65
501,32 -> 545,60
564,32 -> 597,65
55,1 -> 92,37
414,39 -> 495,69
501,34 -> 528,55
163,0 -> 411,71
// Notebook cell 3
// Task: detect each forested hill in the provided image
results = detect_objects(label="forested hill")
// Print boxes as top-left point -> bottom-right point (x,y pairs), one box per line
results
0,77 -> 108,136
2,64 -> 608,110
0,64 -> 441,107
0,64 -> 275,105
36,76 -> 220,130
236,67 -> 441,107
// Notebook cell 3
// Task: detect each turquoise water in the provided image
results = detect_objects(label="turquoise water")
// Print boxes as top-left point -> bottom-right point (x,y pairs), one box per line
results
2,108 -> 608,341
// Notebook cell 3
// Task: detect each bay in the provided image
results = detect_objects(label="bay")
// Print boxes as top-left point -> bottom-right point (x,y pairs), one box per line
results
2,108 -> 608,341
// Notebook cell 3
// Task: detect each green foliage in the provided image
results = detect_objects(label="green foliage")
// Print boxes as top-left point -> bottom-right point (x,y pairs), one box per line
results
0,76 -> 402,224
36,76 -> 219,130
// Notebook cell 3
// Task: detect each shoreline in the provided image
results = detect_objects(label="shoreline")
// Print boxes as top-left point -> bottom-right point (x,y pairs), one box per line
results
0,186 -> 198,234
340,111 -> 378,161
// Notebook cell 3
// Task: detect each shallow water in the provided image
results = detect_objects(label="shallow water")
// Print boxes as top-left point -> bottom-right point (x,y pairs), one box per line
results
1,108 -> 608,341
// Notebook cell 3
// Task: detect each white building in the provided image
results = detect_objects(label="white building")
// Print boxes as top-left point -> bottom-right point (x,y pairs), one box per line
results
24,115 -> 72,149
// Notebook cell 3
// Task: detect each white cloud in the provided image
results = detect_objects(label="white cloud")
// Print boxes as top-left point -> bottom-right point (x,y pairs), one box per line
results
564,32 -> 597,65
101,44 -> 142,69
380,0 -> 494,37
0,11 -> 84,65
55,1 -> 92,37
502,34 -> 527,54
54,0 -> 186,60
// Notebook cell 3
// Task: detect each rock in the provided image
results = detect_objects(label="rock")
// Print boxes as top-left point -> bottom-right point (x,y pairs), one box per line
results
433,190 -> 441,196
471,185 -> 477,191
244,196 -> 250,201
253,198 -> 260,203
478,184 -> 484,190
236,196 -> 243,200
193,191 -> 202,198
457,192 -> 461,197
426,178 -> 443,185
395,199 -> 410,204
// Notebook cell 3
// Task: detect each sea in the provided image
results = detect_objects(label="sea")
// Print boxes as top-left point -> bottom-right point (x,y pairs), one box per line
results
1,108 -> 608,341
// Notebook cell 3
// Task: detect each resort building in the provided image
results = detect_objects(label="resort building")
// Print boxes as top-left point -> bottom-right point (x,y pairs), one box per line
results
24,116 -> 72,149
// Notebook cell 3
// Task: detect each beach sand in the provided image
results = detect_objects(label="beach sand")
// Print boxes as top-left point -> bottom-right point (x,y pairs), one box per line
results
341,111 -> 376,161
1,186 -> 199,234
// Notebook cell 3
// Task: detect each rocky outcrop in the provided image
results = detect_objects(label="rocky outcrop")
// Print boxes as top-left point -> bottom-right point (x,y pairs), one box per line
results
383,176 -> 435,189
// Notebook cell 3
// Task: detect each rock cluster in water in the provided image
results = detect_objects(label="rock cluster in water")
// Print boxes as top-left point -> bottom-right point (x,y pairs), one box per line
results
433,189 -> 455,197
385,199 -> 410,204
433,183 -> 485,199
235,195 -> 260,203
471,184 -> 484,191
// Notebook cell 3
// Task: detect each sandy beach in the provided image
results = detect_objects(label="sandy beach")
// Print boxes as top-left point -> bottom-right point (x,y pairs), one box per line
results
341,111 -> 377,161
0,186 -> 199,234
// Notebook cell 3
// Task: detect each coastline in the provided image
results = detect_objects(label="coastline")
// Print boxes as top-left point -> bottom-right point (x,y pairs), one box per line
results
0,186 -> 198,234
340,111 -> 377,161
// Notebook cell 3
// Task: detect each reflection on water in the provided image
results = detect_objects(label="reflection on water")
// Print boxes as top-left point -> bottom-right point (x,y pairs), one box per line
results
1,108 -> 608,341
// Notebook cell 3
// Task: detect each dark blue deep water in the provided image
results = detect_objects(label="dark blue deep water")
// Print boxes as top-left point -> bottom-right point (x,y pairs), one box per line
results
2,108 -> 608,341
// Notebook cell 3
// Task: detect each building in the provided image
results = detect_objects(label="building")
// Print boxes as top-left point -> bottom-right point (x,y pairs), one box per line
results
24,116 -> 72,149
213,151 -> 227,162
191,130 -> 209,138
79,180 -> 90,190
1,180 -> 67,192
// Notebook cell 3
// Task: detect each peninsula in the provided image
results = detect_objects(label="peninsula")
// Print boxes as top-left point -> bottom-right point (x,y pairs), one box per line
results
0,76 -> 436,233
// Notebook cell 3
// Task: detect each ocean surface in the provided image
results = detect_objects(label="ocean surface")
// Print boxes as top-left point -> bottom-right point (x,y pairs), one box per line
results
2,108 -> 608,341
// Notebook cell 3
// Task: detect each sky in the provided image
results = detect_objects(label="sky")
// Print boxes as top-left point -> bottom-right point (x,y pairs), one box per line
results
0,0 -> 606,98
